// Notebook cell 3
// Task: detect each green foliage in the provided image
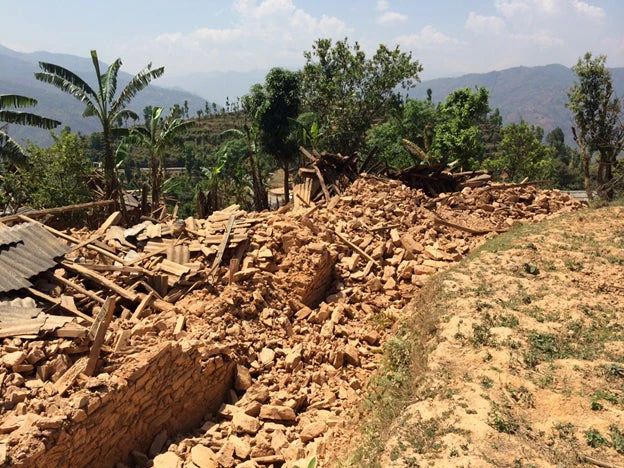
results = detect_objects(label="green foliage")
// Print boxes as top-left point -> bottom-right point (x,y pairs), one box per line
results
585,428 -> 608,448
567,52 -> 624,199
431,87 -> 491,169
484,121 -> 554,182
8,129 -> 93,212
546,127 -> 584,189
131,106 -> 194,205
302,37 -> 422,156
0,94 -> 61,165
35,50 -> 164,196
367,98 -> 438,169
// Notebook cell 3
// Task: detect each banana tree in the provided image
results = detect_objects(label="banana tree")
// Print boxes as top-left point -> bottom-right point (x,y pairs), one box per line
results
130,106 -> 193,208
35,50 -> 164,197
0,94 -> 60,165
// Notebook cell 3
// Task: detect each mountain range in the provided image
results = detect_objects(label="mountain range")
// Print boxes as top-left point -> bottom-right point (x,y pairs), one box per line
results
1,45 -> 623,148
410,64 -> 624,145
0,45 -> 210,145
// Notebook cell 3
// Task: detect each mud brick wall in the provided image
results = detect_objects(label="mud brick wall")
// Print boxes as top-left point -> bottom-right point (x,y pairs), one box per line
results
20,341 -> 235,468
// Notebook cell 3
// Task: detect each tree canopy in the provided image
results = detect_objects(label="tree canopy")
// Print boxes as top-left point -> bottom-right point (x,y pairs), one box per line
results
301,38 -> 422,156
35,50 -> 164,197
567,52 -> 624,199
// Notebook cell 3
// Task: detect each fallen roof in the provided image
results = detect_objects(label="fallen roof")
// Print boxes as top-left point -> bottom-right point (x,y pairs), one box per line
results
0,222 -> 70,293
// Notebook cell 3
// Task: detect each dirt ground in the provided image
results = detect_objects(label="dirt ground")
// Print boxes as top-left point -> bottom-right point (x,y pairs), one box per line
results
369,205 -> 624,467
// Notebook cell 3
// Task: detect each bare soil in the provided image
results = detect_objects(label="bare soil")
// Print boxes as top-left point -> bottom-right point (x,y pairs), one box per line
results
373,206 -> 624,467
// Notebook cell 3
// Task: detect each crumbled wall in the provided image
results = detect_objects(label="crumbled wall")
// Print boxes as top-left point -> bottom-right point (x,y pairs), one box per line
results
17,341 -> 234,468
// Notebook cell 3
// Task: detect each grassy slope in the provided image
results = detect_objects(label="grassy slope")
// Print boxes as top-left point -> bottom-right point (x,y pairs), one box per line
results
347,205 -> 624,467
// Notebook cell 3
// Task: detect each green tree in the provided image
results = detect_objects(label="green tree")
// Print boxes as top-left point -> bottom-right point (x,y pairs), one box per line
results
484,121 -> 554,182
302,38 -> 422,156
23,128 -> 93,209
257,68 -> 301,204
567,52 -> 624,200
130,106 -> 194,207
35,50 -> 164,197
431,86 -> 491,169
546,127 -> 583,189
0,94 -> 60,164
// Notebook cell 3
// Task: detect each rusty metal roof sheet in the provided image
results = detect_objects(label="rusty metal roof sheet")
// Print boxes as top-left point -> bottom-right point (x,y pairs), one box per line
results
0,222 -> 70,293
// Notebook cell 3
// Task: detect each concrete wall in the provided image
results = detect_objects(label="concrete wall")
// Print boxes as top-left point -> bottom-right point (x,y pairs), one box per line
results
18,341 -> 234,468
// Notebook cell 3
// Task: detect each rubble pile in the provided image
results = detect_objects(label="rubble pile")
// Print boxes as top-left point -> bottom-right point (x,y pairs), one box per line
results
0,175 -> 583,467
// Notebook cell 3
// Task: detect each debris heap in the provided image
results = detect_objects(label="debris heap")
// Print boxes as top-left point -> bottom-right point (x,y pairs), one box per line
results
0,175 -> 583,467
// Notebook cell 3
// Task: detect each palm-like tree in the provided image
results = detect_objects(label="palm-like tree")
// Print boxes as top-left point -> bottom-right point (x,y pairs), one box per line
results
131,106 -> 193,207
35,50 -> 164,197
0,94 -> 61,164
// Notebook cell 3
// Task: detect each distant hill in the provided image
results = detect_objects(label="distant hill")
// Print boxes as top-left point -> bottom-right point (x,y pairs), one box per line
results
159,70 -> 268,107
409,64 -> 624,145
0,45 -> 211,146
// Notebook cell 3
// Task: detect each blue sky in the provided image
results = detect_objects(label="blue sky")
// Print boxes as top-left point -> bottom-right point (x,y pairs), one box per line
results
1,0 -> 622,80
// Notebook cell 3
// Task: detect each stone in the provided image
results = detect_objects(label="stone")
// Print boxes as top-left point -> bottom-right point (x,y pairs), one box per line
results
2,351 -> 26,368
152,452 -> 182,468
233,411 -> 261,435
343,344 -> 361,367
235,365 -> 252,391
258,347 -> 275,366
149,429 -> 168,457
259,405 -> 297,422
230,435 -> 251,459
190,444 -> 218,468
300,421 -> 327,442
284,345 -> 302,370
362,330 -> 380,346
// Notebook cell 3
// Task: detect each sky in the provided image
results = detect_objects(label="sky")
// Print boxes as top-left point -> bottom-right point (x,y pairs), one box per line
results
1,0 -> 622,80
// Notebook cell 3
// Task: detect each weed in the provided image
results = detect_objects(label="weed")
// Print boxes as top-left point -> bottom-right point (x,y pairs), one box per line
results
471,322 -> 494,347
480,376 -> 494,389
610,426 -> 624,454
553,422 -> 576,442
585,428 -> 609,448
488,403 -> 519,434
564,258 -> 584,271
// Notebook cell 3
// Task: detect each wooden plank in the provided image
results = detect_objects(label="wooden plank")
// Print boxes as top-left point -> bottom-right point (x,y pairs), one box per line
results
62,261 -> 139,302
85,297 -> 116,377
55,356 -> 88,396
159,259 -> 190,276
313,165 -> 331,203
53,272 -> 106,305
333,230 -> 381,269
26,288 -> 94,324
208,213 -> 237,282
0,200 -> 115,224
131,292 -> 154,322
173,315 -> 185,335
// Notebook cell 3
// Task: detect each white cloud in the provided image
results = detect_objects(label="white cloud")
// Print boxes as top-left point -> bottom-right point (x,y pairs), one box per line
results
510,30 -> 564,47
572,0 -> 606,21
396,26 -> 460,50
465,12 -> 505,34
494,0 -> 529,17
377,11 -> 408,25
376,0 -> 389,12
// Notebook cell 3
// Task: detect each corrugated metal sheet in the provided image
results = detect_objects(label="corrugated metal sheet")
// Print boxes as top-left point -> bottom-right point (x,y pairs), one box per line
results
0,223 -> 21,247
0,297 -> 42,323
0,222 -> 70,293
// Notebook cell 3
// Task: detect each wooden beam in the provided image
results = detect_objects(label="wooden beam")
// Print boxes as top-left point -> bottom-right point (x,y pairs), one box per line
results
53,272 -> 106,305
85,297 -> 116,376
0,199 -> 114,224
26,287 -> 94,324
207,213 -> 237,282
131,292 -> 154,322
332,230 -> 381,269
55,356 -> 88,396
62,261 -> 139,302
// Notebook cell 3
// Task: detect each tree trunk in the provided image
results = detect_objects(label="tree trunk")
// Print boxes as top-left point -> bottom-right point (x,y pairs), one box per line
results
150,151 -> 160,210
282,159 -> 290,207
103,129 -> 116,199
573,127 -> 593,203
248,150 -> 268,211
